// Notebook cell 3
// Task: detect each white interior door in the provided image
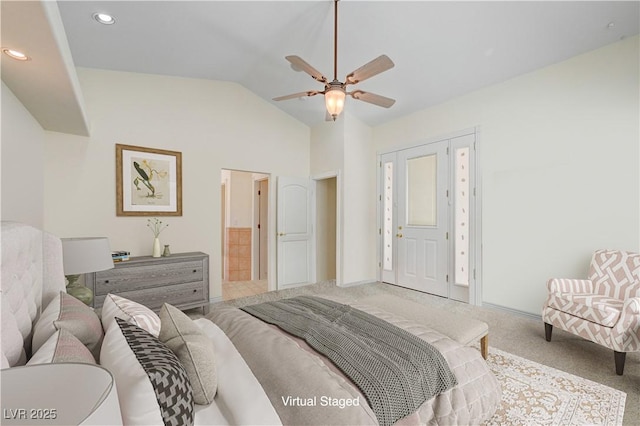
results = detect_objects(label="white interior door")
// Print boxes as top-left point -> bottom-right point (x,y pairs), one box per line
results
276,177 -> 313,288
396,141 -> 449,296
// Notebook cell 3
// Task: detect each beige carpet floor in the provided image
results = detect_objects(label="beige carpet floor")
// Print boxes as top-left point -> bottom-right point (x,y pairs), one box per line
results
197,280 -> 639,425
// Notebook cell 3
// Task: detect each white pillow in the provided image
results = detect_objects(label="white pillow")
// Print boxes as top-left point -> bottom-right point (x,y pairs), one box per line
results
100,294 -> 161,337
101,318 -> 194,425
28,329 -> 96,365
31,292 -> 103,360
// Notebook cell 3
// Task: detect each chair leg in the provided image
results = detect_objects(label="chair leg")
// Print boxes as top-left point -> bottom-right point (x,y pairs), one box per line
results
544,322 -> 552,342
614,351 -> 626,376
480,335 -> 489,360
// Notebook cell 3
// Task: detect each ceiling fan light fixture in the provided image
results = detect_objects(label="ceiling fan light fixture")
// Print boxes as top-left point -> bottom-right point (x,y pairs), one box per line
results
274,0 -> 394,121
325,86 -> 346,120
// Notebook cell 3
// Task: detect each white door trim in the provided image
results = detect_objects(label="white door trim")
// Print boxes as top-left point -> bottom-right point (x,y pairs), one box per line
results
376,126 -> 483,305
378,127 -> 477,157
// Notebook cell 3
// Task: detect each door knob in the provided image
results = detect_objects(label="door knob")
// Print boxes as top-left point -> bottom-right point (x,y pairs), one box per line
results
396,233 -> 403,238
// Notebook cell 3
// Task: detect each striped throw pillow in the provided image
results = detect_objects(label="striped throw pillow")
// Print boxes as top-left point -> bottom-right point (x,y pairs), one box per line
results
32,292 -> 103,361
101,294 -> 161,337
28,329 -> 96,365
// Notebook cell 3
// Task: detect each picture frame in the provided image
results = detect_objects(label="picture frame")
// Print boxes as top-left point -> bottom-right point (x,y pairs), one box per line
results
115,144 -> 182,216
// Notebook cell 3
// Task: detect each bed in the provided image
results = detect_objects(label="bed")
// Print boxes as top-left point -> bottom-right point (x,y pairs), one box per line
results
1,222 -> 501,425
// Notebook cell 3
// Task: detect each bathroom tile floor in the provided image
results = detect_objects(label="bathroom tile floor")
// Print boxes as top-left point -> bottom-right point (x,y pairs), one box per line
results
222,279 -> 268,301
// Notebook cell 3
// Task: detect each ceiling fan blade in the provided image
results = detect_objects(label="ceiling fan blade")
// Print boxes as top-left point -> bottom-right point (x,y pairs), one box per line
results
349,90 -> 396,108
273,90 -> 321,101
285,55 -> 328,84
345,55 -> 394,85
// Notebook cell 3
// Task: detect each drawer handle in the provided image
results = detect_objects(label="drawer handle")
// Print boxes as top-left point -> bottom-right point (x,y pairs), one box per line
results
193,270 -> 197,273
192,289 -> 197,293
105,280 -> 109,284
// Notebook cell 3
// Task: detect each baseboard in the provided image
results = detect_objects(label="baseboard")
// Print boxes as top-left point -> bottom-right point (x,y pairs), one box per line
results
482,302 -> 542,322
338,280 -> 376,288
278,281 -> 314,290
208,296 -> 223,304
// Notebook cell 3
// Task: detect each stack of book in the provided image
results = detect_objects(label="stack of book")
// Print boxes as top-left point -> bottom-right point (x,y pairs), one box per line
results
112,251 -> 130,262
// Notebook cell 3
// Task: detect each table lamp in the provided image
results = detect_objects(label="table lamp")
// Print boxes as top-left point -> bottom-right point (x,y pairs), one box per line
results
61,237 -> 114,305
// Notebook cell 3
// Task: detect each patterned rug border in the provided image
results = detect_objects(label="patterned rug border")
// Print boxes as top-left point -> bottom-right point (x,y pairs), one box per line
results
485,347 -> 627,425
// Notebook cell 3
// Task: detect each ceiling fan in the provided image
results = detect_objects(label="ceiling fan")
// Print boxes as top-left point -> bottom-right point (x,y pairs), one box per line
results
273,0 -> 395,121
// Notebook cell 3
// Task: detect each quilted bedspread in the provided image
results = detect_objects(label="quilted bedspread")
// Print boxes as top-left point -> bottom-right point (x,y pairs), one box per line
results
207,299 -> 501,425
241,296 -> 458,426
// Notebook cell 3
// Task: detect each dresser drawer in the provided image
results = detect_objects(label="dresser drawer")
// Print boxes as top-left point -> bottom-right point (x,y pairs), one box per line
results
95,281 -> 206,312
93,260 -> 203,296
87,252 -> 210,313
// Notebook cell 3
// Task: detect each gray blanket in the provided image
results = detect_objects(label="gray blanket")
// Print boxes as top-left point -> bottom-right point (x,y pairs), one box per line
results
241,296 -> 458,426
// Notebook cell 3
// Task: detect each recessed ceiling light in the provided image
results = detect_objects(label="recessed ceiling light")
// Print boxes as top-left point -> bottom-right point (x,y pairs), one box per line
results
93,12 -> 115,25
2,48 -> 30,61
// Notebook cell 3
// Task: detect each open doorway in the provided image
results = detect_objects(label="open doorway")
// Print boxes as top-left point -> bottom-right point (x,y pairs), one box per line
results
221,169 -> 269,301
315,176 -> 337,282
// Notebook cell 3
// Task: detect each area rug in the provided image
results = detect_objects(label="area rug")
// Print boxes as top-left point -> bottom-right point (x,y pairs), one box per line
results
484,348 -> 626,425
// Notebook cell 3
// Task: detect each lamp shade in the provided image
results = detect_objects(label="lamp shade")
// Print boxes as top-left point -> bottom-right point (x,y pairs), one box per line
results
0,363 -> 122,426
61,237 -> 114,275
325,86 -> 346,120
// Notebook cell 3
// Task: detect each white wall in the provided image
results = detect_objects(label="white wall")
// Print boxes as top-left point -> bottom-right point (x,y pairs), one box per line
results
43,68 -> 310,299
343,114 -> 377,285
311,120 -> 344,176
373,36 -> 640,315
311,120 -> 344,283
1,82 -> 46,228
310,115 -> 377,286
228,170 -> 253,228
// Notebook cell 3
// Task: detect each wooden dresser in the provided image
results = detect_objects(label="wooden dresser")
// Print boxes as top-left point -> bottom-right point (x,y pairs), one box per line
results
87,252 -> 209,313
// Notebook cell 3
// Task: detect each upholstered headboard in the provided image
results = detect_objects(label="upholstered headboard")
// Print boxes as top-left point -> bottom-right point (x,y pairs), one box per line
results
1,222 -> 66,367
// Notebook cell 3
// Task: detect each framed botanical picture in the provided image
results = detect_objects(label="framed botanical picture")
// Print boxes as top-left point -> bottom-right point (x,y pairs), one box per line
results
116,144 -> 182,216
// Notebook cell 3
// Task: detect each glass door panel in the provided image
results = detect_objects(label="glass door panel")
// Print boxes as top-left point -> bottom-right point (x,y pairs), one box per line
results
407,154 -> 437,226
383,161 -> 394,272
454,147 -> 469,286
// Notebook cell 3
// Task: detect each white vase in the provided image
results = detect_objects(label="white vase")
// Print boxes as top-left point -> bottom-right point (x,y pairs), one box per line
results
152,237 -> 161,257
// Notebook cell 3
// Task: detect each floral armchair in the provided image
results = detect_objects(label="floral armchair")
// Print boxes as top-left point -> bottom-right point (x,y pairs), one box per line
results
542,249 -> 640,375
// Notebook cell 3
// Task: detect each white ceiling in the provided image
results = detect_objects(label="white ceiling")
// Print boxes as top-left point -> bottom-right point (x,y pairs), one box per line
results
3,1 -> 639,130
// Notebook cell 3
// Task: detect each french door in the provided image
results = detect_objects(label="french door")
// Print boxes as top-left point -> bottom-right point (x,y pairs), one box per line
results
379,133 -> 477,303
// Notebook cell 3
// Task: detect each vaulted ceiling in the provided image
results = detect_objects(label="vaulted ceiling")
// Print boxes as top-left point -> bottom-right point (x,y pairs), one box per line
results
2,1 -> 638,133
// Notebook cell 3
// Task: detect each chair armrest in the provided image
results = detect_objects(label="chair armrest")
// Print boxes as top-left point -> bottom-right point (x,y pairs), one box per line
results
622,297 -> 640,316
546,278 -> 593,294
612,297 -> 640,351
